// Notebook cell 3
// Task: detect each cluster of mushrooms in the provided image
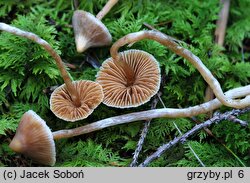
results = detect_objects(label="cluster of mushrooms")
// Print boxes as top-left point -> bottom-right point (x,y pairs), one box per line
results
1,0 -> 250,166
1,0 -> 160,166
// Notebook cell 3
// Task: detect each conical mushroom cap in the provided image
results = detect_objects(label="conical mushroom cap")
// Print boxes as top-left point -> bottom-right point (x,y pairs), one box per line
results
96,49 -> 161,108
50,80 -> 104,122
72,10 -> 112,53
9,110 -> 56,166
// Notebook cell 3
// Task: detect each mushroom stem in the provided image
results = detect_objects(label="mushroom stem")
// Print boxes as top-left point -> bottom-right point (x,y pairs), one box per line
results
52,84 -> 250,139
96,0 -> 119,20
9,85 -> 250,165
0,22 -> 81,107
110,30 -> 250,109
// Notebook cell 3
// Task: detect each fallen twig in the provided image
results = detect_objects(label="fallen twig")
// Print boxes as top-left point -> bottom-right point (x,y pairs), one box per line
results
178,104 -> 246,167
159,95 -> 205,167
215,0 -> 230,46
130,93 -> 160,167
139,107 -> 250,167
130,72 -> 166,167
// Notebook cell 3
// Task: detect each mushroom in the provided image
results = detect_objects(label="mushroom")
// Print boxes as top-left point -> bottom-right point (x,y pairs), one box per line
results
72,10 -> 112,53
50,80 -> 104,121
72,0 -> 118,52
9,81 -> 250,165
109,30 -> 250,109
96,49 -> 161,108
9,110 -> 56,166
0,23 -> 104,122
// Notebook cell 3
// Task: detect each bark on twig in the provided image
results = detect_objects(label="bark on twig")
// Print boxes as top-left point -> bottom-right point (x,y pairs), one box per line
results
160,97 -> 206,167
130,93 -> 160,167
130,72 -> 167,167
181,106 -> 245,166
139,107 -> 250,167
73,0 -> 79,10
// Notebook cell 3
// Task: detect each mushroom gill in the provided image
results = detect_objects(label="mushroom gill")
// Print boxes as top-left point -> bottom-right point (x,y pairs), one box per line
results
96,49 -> 161,108
50,80 -> 104,122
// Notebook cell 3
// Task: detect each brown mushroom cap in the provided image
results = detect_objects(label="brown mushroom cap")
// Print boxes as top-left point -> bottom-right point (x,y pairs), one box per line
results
72,10 -> 112,53
50,80 -> 104,122
9,110 -> 56,166
96,49 -> 161,108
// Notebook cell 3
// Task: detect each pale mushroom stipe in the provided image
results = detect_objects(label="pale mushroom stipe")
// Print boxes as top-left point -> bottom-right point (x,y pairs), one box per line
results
72,0 -> 118,52
9,84 -> 250,165
109,30 -> 250,109
6,22 -> 250,166
0,23 -> 104,122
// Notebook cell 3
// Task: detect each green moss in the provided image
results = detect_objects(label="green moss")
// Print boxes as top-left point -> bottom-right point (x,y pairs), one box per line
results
0,0 -> 249,167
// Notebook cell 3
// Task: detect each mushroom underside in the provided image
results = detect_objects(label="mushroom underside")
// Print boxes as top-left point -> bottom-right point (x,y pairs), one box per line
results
50,80 -> 104,122
96,49 -> 161,108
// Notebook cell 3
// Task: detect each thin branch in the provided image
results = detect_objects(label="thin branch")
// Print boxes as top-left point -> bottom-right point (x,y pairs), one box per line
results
179,105 -> 246,167
139,107 -> 250,167
64,62 -> 77,69
158,94 -> 206,167
73,0 -> 79,10
130,93 -> 160,167
96,0 -> 119,20
225,115 -> 248,126
143,22 -> 156,30
130,72 -> 167,167
110,30 -> 250,108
